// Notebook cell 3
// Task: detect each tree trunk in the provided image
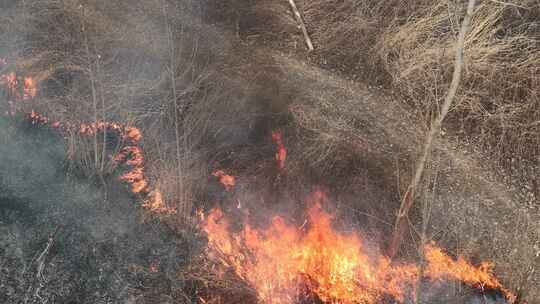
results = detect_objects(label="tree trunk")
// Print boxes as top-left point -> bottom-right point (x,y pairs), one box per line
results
388,0 -> 476,258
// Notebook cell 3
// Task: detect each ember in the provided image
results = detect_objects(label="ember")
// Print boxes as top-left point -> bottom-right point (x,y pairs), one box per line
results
271,130 -> 287,170
212,170 -> 236,191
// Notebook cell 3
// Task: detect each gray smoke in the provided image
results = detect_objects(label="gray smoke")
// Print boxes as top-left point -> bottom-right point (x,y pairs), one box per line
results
0,115 -> 188,302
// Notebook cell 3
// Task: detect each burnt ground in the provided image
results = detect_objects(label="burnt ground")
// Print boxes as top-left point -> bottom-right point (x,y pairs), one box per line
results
0,117 -> 201,303
0,0 -> 538,303
201,1 -> 539,302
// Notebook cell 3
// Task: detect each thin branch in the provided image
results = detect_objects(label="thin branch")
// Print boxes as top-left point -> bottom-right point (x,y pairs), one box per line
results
388,0 -> 477,258
24,225 -> 62,304
487,0 -> 530,10
36,225 -> 62,281
287,0 -> 314,51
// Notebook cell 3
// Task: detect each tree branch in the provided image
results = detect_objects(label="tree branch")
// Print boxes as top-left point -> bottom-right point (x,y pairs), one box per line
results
287,0 -> 314,51
388,0 -> 477,258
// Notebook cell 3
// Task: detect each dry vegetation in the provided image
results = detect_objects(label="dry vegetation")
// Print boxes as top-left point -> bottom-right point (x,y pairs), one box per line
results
304,0 -> 540,170
1,0 -> 539,303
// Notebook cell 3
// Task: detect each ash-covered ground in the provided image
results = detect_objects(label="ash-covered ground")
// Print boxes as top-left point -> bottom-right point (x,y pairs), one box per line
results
1,0 -> 537,303
0,116 -> 198,304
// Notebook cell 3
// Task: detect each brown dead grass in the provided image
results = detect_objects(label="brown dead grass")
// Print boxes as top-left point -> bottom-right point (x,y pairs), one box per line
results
3,0 -> 539,302
379,1 -> 540,165
304,0 -> 540,168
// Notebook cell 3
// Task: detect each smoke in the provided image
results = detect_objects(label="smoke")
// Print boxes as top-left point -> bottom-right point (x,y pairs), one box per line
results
0,1 -> 253,301
0,117 -> 187,302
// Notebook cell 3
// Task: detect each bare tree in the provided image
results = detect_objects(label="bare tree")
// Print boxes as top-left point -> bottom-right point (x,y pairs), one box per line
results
388,0 -> 477,258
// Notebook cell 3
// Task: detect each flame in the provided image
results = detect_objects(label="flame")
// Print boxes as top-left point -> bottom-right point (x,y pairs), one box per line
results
0,58 -> 173,215
23,77 -> 37,99
125,127 -> 142,142
271,130 -> 287,170
0,72 -> 18,97
0,71 -> 37,100
212,170 -> 236,191
424,244 -> 516,302
202,190 -> 515,304
149,262 -> 159,273
142,188 -> 177,215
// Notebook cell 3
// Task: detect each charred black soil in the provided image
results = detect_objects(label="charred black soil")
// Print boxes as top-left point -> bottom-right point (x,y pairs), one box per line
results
1,0 -> 538,303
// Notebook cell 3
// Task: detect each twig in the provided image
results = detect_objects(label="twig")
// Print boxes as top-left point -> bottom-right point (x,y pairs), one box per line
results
487,0 -> 530,9
287,0 -> 314,51
36,225 -> 62,280
388,0 -> 477,258
24,225 -> 62,304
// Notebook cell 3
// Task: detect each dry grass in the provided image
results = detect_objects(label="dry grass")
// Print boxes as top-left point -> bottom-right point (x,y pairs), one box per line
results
3,0 -> 539,302
298,1 -> 540,301
305,0 -> 540,168
379,1 -> 540,165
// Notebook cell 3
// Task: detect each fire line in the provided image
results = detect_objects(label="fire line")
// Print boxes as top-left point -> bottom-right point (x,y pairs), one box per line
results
1,58 -> 520,304
202,190 -> 517,304
0,58 -> 174,215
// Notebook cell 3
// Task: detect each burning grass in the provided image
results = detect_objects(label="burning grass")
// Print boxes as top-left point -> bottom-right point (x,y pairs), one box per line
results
200,187 -> 516,304
3,63 -> 519,301
1,0 -> 538,303
0,58 -> 174,215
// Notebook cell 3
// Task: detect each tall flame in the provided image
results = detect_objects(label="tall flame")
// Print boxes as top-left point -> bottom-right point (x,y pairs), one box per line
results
2,58 -> 518,303
202,190 -> 515,304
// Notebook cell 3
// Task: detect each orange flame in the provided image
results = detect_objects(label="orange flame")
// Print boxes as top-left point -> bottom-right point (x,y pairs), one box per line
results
142,189 -> 176,215
0,70 -> 37,100
125,127 -> 142,142
212,170 -> 236,191
424,244 -> 516,302
271,130 -> 287,170
202,190 -> 515,304
0,72 -> 18,98
23,77 -> 37,99
1,58 -> 173,215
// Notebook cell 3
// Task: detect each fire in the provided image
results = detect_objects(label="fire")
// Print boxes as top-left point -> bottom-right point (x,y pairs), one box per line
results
125,127 -> 142,142
0,58 -> 174,215
1,59 -> 518,303
0,72 -> 37,101
423,245 -> 516,302
0,72 -> 18,97
142,189 -> 177,215
202,190 -> 515,304
23,77 -> 37,99
271,130 -> 287,170
212,170 -> 236,191
149,262 -> 159,273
